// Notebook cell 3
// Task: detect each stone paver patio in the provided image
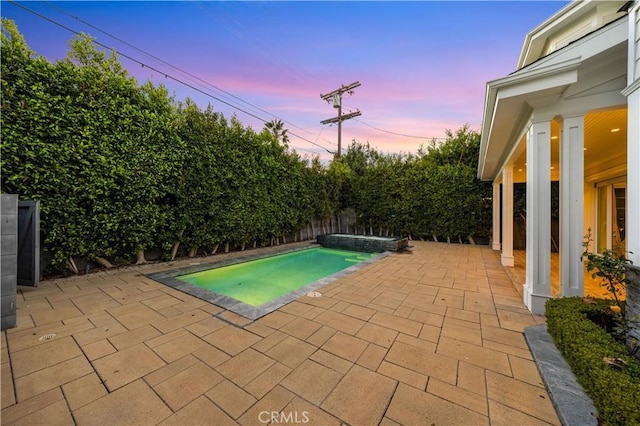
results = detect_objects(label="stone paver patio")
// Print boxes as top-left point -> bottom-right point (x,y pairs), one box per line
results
1,241 -> 560,425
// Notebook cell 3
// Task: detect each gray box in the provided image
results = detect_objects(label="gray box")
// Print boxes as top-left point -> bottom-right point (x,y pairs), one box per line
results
1,194 -> 18,330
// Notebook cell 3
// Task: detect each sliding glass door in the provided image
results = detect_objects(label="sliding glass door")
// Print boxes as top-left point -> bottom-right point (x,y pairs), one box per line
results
596,180 -> 626,254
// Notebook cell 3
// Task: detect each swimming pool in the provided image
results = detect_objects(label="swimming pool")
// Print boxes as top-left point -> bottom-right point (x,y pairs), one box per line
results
147,245 -> 387,320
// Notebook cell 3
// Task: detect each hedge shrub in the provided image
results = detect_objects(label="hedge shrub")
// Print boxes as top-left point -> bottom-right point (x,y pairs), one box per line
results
546,297 -> 640,426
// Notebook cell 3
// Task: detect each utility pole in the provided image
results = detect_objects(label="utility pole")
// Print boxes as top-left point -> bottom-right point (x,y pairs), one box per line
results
320,81 -> 362,158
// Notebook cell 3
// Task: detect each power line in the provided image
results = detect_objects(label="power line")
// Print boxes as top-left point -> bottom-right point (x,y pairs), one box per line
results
41,0 -> 336,148
7,0 -> 335,154
340,102 -> 449,141
354,118 -> 448,141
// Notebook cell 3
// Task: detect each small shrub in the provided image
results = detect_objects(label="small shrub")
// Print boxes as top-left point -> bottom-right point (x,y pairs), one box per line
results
546,297 -> 640,426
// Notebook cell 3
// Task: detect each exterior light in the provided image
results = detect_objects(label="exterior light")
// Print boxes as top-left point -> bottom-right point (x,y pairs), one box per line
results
611,128 -> 620,132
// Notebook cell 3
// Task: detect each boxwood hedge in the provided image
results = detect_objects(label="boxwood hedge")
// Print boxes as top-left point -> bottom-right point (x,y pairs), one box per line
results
545,297 -> 640,426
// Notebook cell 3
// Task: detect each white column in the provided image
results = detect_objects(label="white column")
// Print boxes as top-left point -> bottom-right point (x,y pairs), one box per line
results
560,115 -> 585,297
625,87 -> 640,266
524,121 -> 552,314
501,166 -> 514,267
492,181 -> 501,251
622,0 -> 640,266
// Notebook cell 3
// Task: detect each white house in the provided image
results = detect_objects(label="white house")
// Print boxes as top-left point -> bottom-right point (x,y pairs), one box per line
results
478,0 -> 640,314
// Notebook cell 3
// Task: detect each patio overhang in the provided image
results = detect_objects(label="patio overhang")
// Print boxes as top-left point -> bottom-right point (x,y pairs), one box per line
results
478,14 -> 629,183
477,58 -> 580,182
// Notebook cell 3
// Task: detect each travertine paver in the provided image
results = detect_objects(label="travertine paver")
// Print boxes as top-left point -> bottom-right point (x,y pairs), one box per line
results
321,332 -> 368,362
0,362 -> 15,409
321,365 -> 397,425
11,336 -> 82,378
108,324 -> 162,350
153,361 -> 224,411
216,348 -> 275,387
281,397 -> 341,426
312,310 -> 365,335
356,322 -> 398,347
205,379 -> 257,419
281,359 -> 342,404
278,317 -> 322,340
369,311 -> 422,336
387,383 -> 489,425
73,379 -> 172,425
265,336 -> 316,368
437,336 -> 512,375
244,362 -> 292,399
81,338 -> 117,361
486,370 -> 559,424
309,349 -> 353,374
356,343 -> 388,370
488,399 -> 555,426
61,373 -> 107,410
0,241 -> 562,425
152,332 -> 211,362
14,355 -> 94,401
378,360 -> 427,389
159,396 -> 237,426
93,343 -> 166,391
426,378 -> 488,415
386,341 -> 458,384
237,385 -> 295,425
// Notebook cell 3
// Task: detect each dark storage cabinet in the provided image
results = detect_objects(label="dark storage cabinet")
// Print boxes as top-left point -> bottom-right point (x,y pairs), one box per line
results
1,194 -> 18,330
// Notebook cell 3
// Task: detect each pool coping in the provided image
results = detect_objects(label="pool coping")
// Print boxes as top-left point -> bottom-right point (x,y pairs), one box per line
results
146,244 -> 392,320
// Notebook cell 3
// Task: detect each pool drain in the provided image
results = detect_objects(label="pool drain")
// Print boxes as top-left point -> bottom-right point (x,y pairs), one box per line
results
38,333 -> 57,341
306,291 -> 322,298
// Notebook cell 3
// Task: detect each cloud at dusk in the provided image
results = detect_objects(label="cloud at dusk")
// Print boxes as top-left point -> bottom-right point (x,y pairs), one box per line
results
2,0 -> 569,159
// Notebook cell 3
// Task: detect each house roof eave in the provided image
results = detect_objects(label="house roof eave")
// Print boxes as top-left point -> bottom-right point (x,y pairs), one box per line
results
478,58 -> 581,181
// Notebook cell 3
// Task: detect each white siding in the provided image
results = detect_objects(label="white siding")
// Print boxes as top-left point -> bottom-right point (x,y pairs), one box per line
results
635,7 -> 640,81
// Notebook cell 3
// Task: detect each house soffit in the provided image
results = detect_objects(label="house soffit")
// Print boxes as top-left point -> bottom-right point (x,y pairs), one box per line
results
478,59 -> 580,181
478,16 -> 628,182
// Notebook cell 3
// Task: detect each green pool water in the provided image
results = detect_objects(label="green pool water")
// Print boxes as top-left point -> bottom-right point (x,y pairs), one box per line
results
177,247 -> 375,306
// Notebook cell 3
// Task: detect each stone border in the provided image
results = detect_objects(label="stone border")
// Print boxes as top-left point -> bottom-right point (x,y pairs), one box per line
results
524,324 -> 598,426
146,244 -> 391,321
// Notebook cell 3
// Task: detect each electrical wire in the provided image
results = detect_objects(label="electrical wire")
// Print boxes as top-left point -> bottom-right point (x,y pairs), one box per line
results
355,119 -> 447,140
41,0 -> 336,149
339,102 -> 448,141
7,0 -> 335,154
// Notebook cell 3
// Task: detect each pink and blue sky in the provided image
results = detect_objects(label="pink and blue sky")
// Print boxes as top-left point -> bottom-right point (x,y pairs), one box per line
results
2,1 -> 568,160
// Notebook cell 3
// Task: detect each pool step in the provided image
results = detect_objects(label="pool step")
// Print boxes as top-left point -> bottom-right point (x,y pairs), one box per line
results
345,256 -> 371,263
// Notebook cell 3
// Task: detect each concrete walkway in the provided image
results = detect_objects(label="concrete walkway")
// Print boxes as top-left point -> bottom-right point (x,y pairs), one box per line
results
1,241 -> 560,425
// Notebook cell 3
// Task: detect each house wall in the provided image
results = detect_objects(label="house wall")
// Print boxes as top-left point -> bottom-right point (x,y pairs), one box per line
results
635,4 -> 640,79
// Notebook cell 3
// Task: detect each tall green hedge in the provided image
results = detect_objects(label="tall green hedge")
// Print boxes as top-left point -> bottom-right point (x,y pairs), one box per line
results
340,126 -> 492,241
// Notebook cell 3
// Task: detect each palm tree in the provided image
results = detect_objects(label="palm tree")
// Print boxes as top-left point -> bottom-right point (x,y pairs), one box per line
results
264,119 -> 289,147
